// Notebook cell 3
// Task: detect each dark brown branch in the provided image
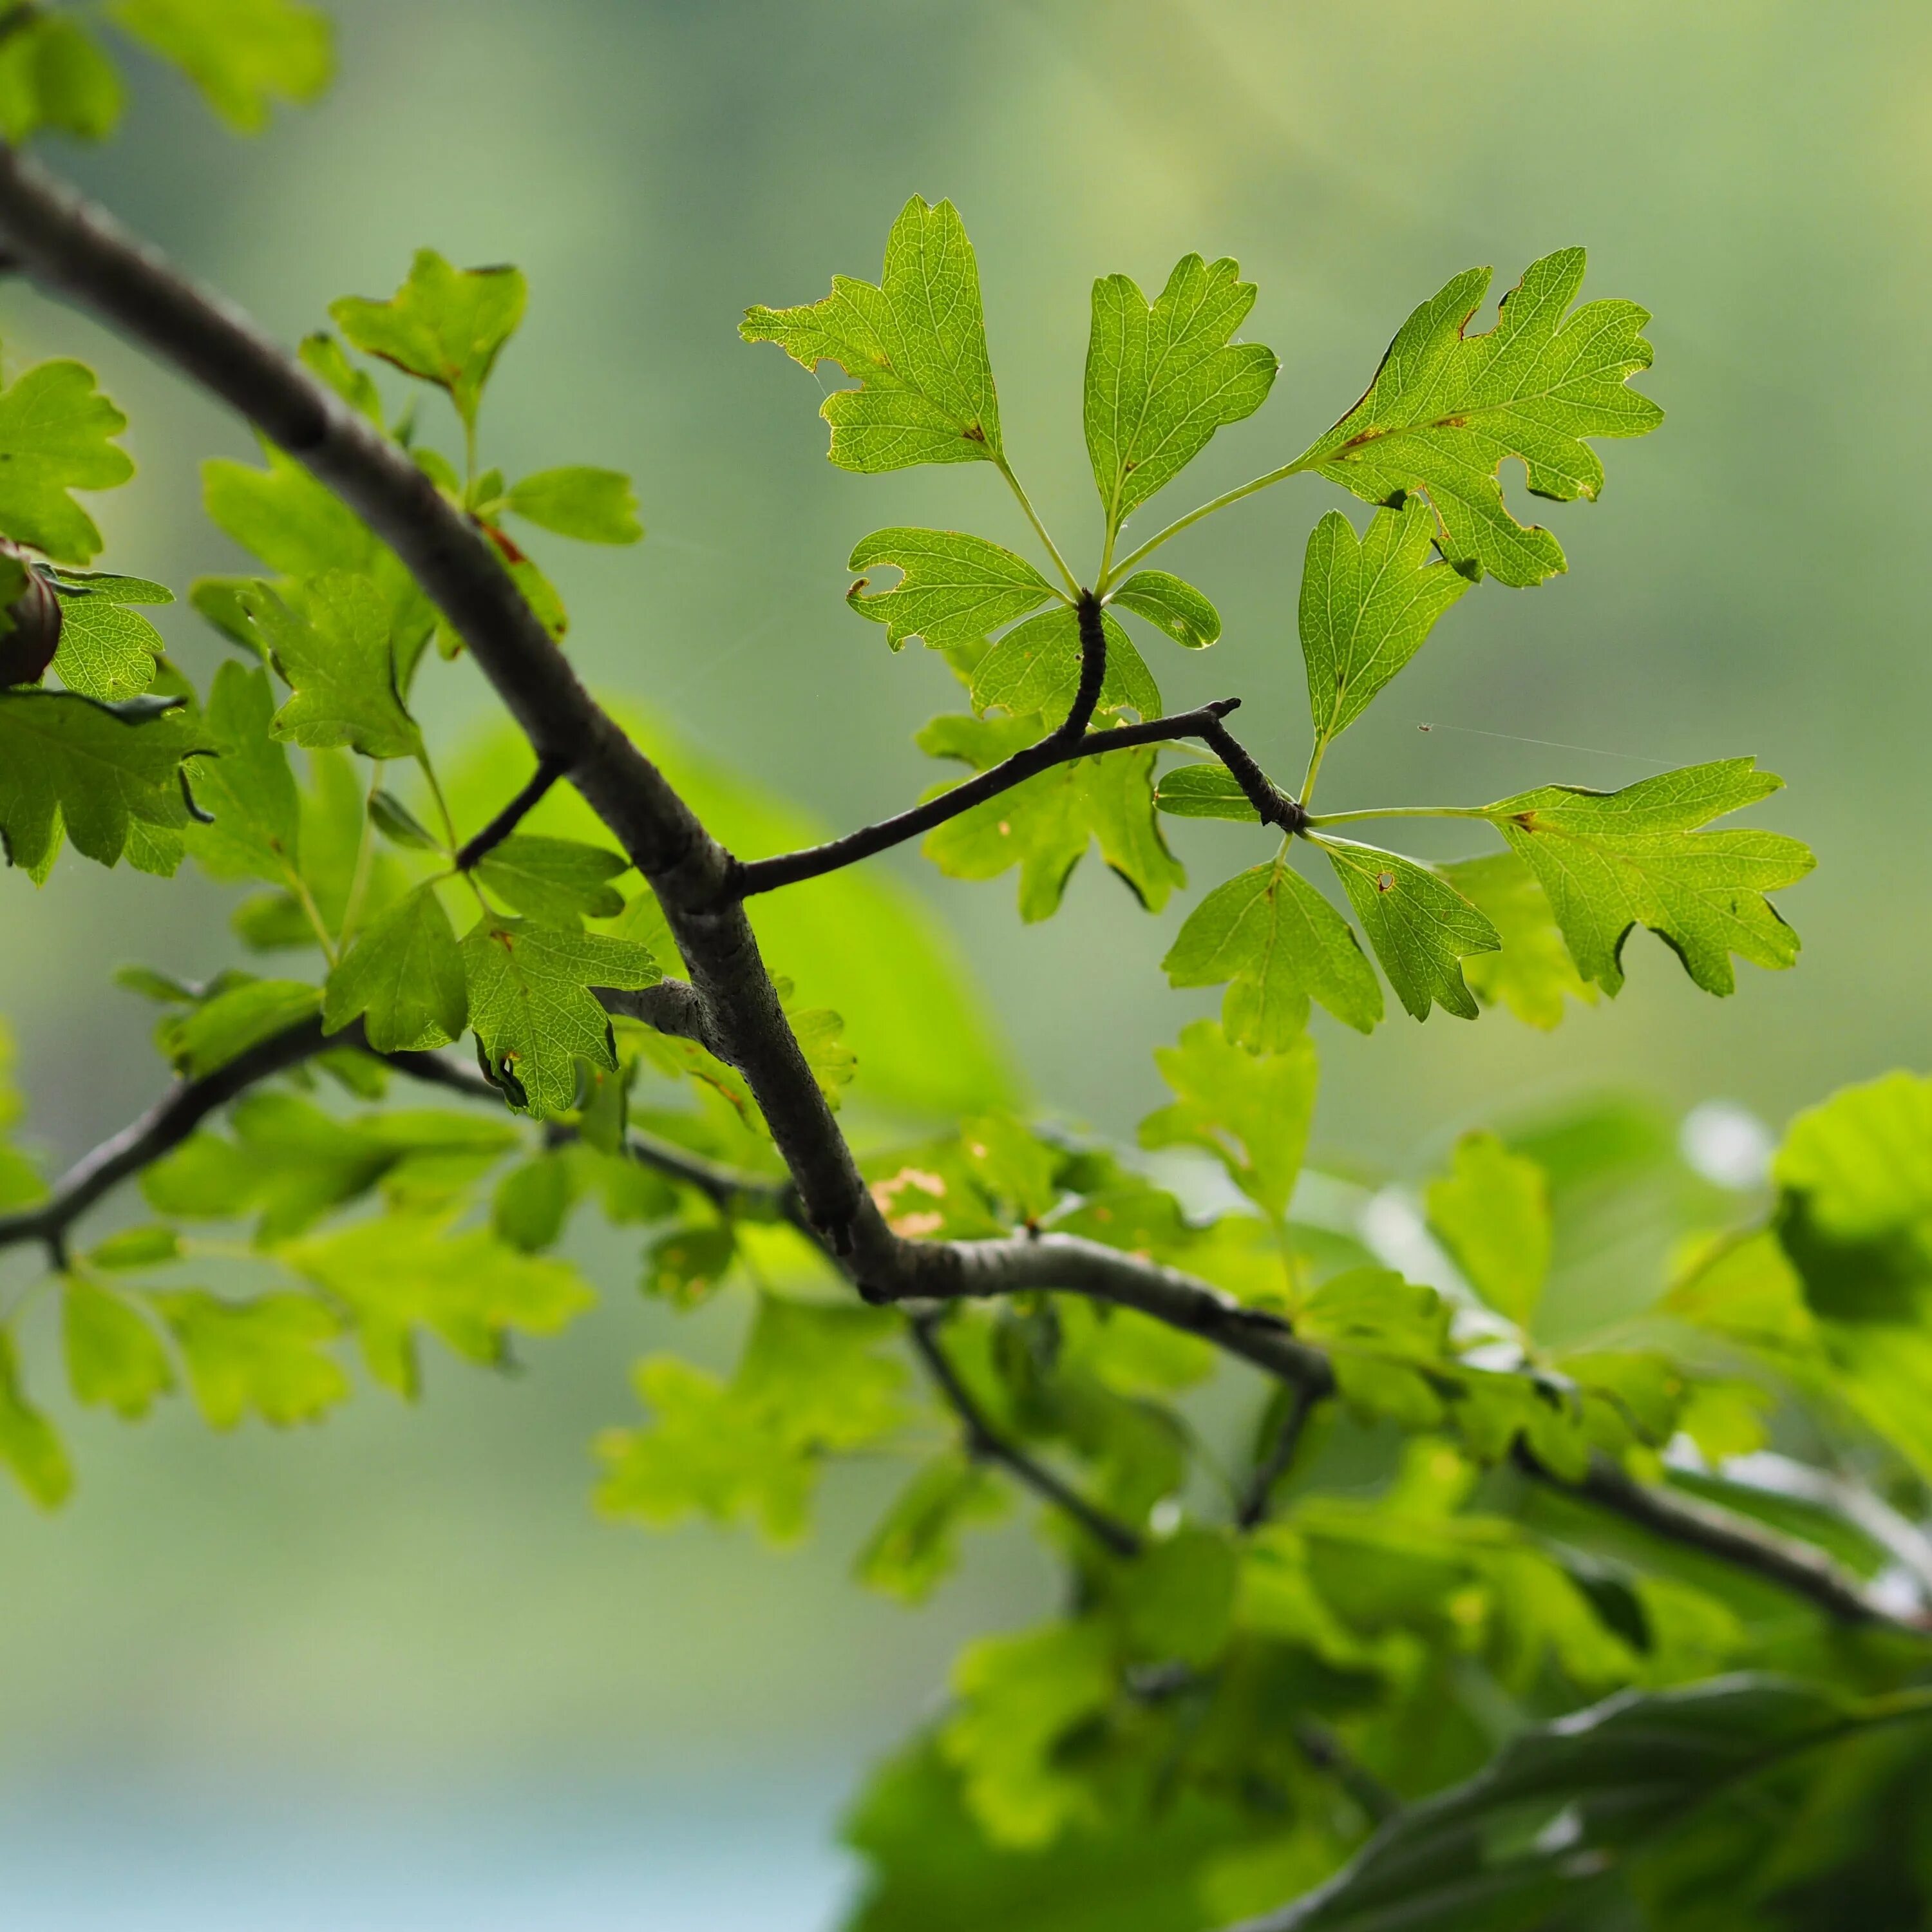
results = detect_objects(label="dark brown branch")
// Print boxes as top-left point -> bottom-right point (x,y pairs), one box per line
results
454,753 -> 569,871
1198,714 -> 1306,834
1238,1384 -> 1318,1530
1292,1718 -> 1399,1824
1062,587 -> 1108,743
909,1309 -> 1142,1559
735,699 -> 1244,899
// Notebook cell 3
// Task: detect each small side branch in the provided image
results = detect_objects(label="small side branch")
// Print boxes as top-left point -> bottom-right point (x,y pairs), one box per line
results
1198,714 -> 1307,835
735,699 -> 1244,899
454,753 -> 570,871
909,1309 -> 1142,1560
1237,1384 -> 1318,1530
596,979 -> 726,1059
1061,589 -> 1108,744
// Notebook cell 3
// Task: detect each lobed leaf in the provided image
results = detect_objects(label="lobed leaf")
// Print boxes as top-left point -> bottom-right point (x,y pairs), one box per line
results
1486,759 -> 1813,996
62,1278 -> 174,1420
49,593 -> 166,703
846,527 -> 1056,654
155,1289 -> 348,1428
1320,837 -> 1500,1021
471,833 -> 630,927
322,882 -> 468,1054
1163,859 -> 1382,1046
743,195 -> 1002,472
1426,1131 -> 1552,1327
243,571 -> 420,759
0,18 -> 124,144
1441,851 -> 1594,1028
969,605 -> 1160,727
0,359 -> 135,564
1296,249 -> 1663,586
1084,254 -> 1276,533
111,0 -> 332,132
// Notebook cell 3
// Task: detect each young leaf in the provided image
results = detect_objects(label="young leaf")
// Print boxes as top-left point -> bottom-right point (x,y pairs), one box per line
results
1163,858 -> 1383,1046
204,442 -> 380,578
49,594 -> 164,703
1441,851 -> 1595,1028
1426,1130 -> 1552,1326
846,528 -> 1056,653
1107,569 -> 1220,650
462,916 -> 661,1118
1300,501 -> 1470,746
1153,762 -> 1258,822
734,1295 -> 909,1452
298,332 -> 383,424
160,978 -> 321,1076
63,1278 -> 175,1419
322,882 -> 468,1052
502,467 -> 642,544
367,788 -> 440,851
0,1332 -> 71,1507
110,0 -> 332,132
1296,249 -> 1663,586
0,359 -> 134,564
0,17 -> 124,144
471,834 -> 630,927
330,250 -> 526,431
154,1289 -> 349,1428
1138,1018 -> 1318,1222
244,572 -> 419,758
1084,254 -> 1276,535
0,690 -> 193,875
1486,759 -> 1813,997
969,607 -> 1160,726
919,714 -> 1184,921
1320,837 -> 1500,1021
492,1153 -> 576,1254
742,195 -> 1002,472
281,1211 -> 594,1396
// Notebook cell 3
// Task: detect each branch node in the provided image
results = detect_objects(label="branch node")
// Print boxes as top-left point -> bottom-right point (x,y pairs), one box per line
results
455,753 -> 571,871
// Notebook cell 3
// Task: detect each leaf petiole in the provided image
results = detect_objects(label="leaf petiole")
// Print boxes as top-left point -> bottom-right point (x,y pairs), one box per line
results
1099,456 -> 1314,590
1302,803 -> 1496,829
992,455 -> 1079,600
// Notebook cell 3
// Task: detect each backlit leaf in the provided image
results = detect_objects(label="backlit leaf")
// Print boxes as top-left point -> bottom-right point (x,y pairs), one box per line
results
502,466 -> 641,544
155,1290 -> 348,1428
111,0 -> 332,131
1426,1130 -> 1552,1327
1441,851 -> 1594,1028
0,359 -> 134,564
322,882 -> 468,1053
846,527 -> 1056,654
1108,569 -> 1220,649
1320,837 -> 1499,1021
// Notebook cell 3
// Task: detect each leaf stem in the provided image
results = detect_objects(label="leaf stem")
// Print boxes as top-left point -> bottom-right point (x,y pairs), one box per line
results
993,455 -> 1080,600
1303,803 -> 1495,828
283,864 -> 339,967
1099,456 -> 1314,589
336,759 -> 384,949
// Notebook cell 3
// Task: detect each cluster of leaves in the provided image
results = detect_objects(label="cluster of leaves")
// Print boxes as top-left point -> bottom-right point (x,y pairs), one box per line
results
0,36 -> 1920,1932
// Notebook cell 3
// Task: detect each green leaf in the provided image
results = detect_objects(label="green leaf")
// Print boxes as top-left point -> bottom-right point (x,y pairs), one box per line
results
180,666 -> 301,882
743,194 -> 1002,472
1301,501 -> 1470,745
0,18 -> 124,143
1084,254 -> 1276,534
203,442 -> 379,578
462,916 -> 661,1118
1296,249 -> 1663,587
596,1355 -> 811,1542
641,1222 -> 737,1305
790,1001 -> 857,1108
329,249 -> 525,431
919,714 -> 1184,922
85,1225 -> 182,1270
1319,837 -> 1499,1021
847,528 -> 1056,654
1153,762 -> 1259,822
44,569 -> 174,605
471,834 -> 630,927
111,0 -> 332,131
367,788 -> 440,851
502,467 -> 642,544
1486,759 -> 1813,996
1426,1131 -> 1551,1326
1107,569 -> 1220,650
298,332 -> 384,424
62,1278 -> 174,1419
244,572 -> 420,758
491,1153 -> 576,1254
155,1290 -> 348,1428
48,594 -> 162,704
0,359 -> 134,564
1163,859 -> 1383,1046
735,1294 -> 909,1451
1138,1018 -> 1317,1222
969,606 -> 1160,726
321,883 -> 467,1053
1267,1677 -> 1871,1931
856,1454 -> 1008,1605
0,689 -> 193,875
0,1332 -> 71,1507
940,1620 -> 1115,1847
1776,1072 -> 1932,1245
159,978 -> 321,1077
281,1211 -> 594,1396
1440,851 -> 1594,1029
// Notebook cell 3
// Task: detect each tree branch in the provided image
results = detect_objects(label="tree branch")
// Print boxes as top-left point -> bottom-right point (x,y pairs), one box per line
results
1197,713 -> 1306,835
453,753 -> 569,871
596,978 -> 724,1057
0,143 -> 1906,1640
1238,1384 -> 1318,1530
1062,587 -> 1108,743
735,699 -> 1243,900
909,1309 -> 1142,1559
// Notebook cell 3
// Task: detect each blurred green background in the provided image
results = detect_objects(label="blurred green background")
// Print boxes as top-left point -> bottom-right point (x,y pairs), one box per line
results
1,1 -> 1927,1923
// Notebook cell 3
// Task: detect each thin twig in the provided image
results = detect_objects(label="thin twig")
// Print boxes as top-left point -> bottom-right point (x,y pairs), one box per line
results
454,753 -> 570,870
1292,1718 -> 1399,1824
734,699 -> 1244,898
909,1310 -> 1142,1559
1198,713 -> 1306,834
1237,1385 -> 1318,1530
